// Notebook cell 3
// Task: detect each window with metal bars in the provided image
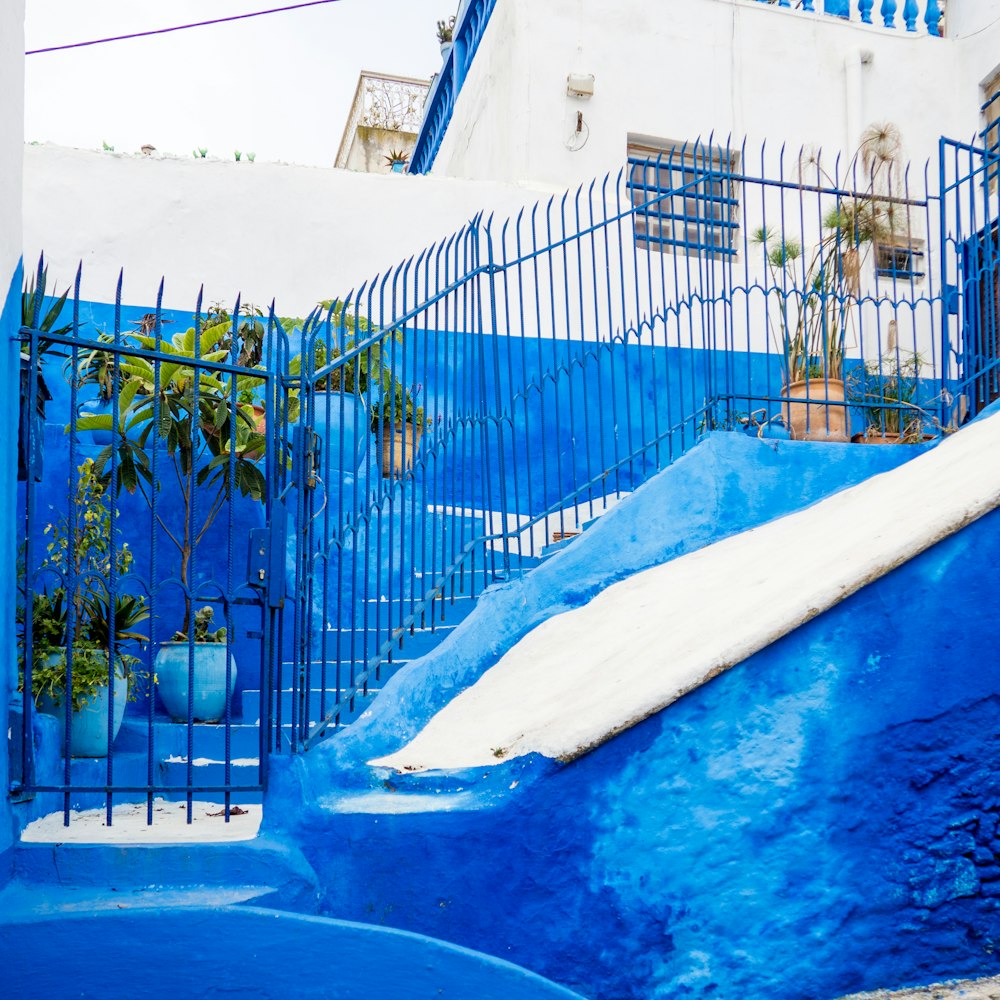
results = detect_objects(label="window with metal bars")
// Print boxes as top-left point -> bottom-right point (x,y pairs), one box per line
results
876,242 -> 925,282
626,136 -> 740,259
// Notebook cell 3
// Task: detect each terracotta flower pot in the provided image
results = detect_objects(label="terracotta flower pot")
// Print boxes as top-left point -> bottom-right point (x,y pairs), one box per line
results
379,423 -> 423,478
782,378 -> 849,442
864,430 -> 933,445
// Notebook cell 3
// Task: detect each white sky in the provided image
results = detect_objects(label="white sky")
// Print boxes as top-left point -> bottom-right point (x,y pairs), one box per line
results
24,0 -> 450,166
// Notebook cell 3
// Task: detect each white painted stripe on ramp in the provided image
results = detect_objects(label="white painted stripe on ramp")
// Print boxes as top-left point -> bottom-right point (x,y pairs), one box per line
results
372,415 -> 1000,772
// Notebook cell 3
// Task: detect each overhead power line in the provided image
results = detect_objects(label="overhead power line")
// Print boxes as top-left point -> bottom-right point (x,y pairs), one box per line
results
26,0 -> 343,56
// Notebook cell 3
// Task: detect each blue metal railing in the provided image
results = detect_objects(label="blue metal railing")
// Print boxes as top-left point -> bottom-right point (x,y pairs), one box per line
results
285,136 -> 973,749
940,131 -> 1000,416
16,131 -> 997,821
409,0 -> 497,176
755,0 -> 942,34
15,275 -> 280,826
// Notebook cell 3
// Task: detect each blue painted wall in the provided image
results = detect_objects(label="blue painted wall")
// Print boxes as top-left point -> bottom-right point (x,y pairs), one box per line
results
277,432 -> 923,767
1,260 -> 23,883
265,430 -> 1000,999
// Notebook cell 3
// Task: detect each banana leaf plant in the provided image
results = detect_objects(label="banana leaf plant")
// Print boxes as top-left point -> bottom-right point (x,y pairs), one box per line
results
75,321 -> 267,626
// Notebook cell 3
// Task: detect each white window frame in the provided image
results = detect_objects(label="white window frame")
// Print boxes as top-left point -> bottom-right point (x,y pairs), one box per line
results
626,135 -> 740,261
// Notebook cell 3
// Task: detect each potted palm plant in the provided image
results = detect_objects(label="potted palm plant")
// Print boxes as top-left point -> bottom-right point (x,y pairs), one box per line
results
80,320 -> 267,722
754,124 -> 906,441
19,459 -> 149,757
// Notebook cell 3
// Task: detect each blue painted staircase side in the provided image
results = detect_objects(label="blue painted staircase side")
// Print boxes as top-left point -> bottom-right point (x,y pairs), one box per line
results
288,431 -> 926,784
263,429 -> 1000,1000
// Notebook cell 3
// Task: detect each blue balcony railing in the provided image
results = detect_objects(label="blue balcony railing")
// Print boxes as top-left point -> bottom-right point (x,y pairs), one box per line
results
757,0 -> 942,34
409,0 -> 497,176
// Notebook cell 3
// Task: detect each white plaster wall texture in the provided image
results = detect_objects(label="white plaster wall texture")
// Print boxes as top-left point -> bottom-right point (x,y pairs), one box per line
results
2,3 -> 24,291
433,0 -> 987,192
22,140 -> 940,373
22,144 -> 554,314
947,0 -> 1000,40
344,127 -> 418,175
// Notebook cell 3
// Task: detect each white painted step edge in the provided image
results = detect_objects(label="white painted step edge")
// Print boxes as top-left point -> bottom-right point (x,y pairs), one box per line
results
373,415 -> 1000,772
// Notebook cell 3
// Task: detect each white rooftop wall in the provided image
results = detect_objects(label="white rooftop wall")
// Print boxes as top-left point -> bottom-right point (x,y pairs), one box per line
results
2,5 -> 23,293
433,0 -> 1000,189
22,145 -> 553,312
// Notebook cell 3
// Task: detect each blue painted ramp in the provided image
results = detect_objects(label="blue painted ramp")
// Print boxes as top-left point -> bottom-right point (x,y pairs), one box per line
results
1,904 -> 587,999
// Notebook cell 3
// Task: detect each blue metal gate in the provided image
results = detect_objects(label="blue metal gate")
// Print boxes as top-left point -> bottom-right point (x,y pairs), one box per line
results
13,132 -> 979,823
940,130 -> 1000,422
14,269 -> 281,826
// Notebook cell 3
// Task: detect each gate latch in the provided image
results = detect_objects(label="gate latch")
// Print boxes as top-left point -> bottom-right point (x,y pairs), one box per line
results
292,425 -> 321,489
246,503 -> 287,609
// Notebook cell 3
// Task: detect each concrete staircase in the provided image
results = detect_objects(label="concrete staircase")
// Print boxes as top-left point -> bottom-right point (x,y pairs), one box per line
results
21,498 -> 622,835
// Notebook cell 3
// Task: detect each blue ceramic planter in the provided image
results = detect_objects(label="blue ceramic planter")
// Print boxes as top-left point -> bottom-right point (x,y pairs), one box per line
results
155,643 -> 237,723
77,410 -> 113,445
314,391 -> 369,474
37,652 -> 128,758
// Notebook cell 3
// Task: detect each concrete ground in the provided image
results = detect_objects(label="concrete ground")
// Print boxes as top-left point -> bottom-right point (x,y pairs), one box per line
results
840,976 -> 1000,999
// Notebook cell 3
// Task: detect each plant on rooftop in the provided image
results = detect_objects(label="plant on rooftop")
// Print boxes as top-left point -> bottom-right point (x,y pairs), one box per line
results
437,15 -> 455,45
753,122 -> 909,441
385,148 -> 410,173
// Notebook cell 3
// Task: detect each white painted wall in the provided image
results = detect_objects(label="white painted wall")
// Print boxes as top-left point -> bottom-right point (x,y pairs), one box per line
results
952,2 -> 1000,116
23,144 -> 554,313
948,0 -> 1000,39
22,139 -> 939,375
2,6 -> 24,296
342,127 -> 419,174
434,0 -> 994,190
